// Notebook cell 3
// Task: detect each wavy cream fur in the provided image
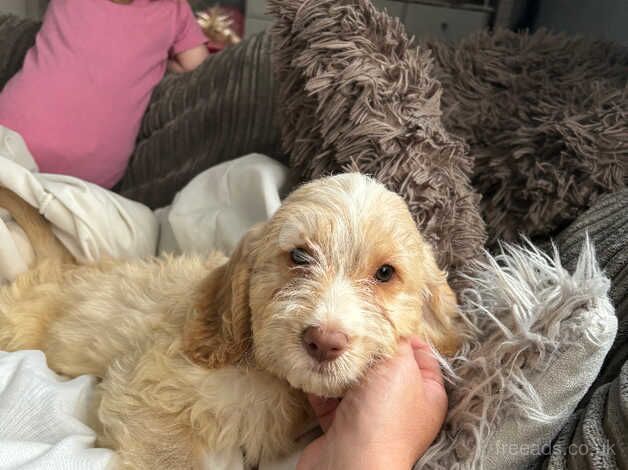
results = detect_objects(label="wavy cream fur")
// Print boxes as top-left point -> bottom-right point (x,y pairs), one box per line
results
0,174 -> 460,468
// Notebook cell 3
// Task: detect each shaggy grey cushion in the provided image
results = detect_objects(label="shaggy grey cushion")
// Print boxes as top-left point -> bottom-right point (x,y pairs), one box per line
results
418,239 -> 617,469
268,0 -> 487,289
429,29 -> 628,246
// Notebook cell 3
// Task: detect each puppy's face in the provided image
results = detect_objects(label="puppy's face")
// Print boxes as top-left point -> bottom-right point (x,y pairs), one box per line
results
247,174 -> 460,397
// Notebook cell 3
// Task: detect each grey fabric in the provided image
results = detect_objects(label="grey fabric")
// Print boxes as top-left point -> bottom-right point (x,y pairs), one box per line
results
418,240 -> 617,469
554,189 -> 628,394
268,0 -> 487,292
532,190 -> 628,470
0,15 -> 38,92
117,31 -> 284,209
541,361 -> 628,470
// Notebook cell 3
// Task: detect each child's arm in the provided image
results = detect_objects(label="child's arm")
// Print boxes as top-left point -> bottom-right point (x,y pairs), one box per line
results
169,44 -> 209,73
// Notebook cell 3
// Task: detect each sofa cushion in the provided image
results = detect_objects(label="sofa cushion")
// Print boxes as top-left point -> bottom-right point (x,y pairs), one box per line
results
429,29 -> 627,246
419,240 -> 617,469
117,31 -> 284,209
268,0 -> 487,289
0,15 -> 38,93
554,189 -> 628,395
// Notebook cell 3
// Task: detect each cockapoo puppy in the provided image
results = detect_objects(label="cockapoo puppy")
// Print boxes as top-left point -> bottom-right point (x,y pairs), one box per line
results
0,174 -> 460,469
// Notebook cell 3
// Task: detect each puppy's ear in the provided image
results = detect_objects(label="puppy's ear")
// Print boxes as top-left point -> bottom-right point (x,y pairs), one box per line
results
184,223 -> 265,368
421,265 -> 462,357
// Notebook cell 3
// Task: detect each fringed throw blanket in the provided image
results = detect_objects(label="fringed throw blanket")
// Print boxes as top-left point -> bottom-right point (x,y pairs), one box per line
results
429,29 -> 628,246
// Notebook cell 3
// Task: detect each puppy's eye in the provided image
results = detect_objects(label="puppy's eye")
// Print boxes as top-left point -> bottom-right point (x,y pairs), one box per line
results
375,264 -> 395,282
290,248 -> 310,266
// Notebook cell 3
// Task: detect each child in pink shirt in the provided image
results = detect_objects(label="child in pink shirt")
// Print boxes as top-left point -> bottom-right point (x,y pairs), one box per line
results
0,0 -> 209,188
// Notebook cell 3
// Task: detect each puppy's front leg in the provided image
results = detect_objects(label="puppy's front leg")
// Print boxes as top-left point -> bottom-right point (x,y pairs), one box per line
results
111,434 -> 203,470
98,399 -> 201,470
96,355 -> 203,470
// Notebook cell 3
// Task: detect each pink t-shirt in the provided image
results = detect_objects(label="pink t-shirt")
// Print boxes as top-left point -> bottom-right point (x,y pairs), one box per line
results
0,0 -> 207,188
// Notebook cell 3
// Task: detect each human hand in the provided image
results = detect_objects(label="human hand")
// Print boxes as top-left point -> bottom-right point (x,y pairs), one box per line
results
297,337 -> 447,470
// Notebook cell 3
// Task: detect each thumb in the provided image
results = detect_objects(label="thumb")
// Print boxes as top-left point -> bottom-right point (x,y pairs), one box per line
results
307,395 -> 340,432
410,336 -> 444,386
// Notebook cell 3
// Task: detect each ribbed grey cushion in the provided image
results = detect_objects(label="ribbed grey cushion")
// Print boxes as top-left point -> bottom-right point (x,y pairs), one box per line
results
117,31 -> 284,208
555,189 -> 628,389
0,15 -> 38,92
541,361 -> 627,470
536,190 -> 628,470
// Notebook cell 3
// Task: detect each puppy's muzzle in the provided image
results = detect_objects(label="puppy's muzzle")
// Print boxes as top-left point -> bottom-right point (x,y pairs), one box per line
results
302,326 -> 349,362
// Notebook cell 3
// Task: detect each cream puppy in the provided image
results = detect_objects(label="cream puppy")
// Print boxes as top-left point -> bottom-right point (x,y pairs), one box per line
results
0,174 -> 460,469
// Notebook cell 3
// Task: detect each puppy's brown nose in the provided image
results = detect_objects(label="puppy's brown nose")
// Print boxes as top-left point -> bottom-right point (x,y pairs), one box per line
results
302,326 -> 348,362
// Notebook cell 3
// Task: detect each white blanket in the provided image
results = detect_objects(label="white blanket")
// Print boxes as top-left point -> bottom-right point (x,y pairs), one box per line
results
0,132 -> 299,469
157,152 -> 289,256
0,127 -> 158,284
0,351 -> 113,470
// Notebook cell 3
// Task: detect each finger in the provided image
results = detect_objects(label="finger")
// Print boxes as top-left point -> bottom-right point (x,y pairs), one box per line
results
409,335 -> 427,350
409,336 -> 440,368
394,338 -> 415,360
307,394 -> 340,432
409,337 -> 445,386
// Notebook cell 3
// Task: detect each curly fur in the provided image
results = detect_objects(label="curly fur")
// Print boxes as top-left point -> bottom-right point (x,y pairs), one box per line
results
0,174 -> 461,469
268,0 -> 487,290
428,29 -> 627,245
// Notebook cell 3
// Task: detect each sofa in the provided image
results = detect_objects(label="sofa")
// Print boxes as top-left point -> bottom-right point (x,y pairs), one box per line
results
0,3 -> 625,468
